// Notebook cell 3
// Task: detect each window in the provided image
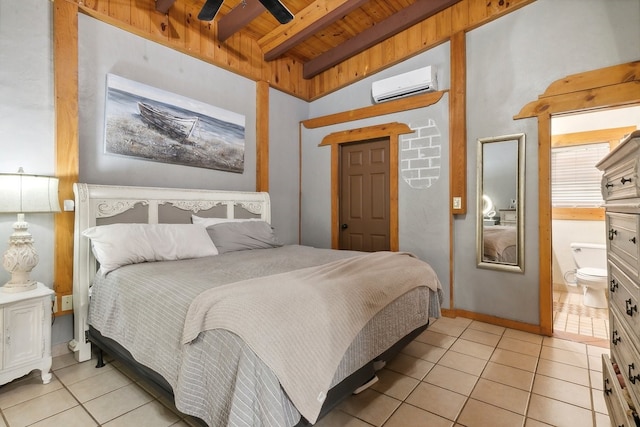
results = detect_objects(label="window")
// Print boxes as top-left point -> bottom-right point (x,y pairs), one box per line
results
551,142 -> 609,208
550,127 -> 635,220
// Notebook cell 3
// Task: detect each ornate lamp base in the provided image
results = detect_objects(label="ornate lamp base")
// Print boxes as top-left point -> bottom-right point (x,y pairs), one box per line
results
2,214 -> 39,293
3,281 -> 37,293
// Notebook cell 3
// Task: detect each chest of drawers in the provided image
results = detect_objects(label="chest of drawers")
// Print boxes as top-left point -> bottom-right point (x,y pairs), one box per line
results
597,130 -> 640,427
499,209 -> 517,227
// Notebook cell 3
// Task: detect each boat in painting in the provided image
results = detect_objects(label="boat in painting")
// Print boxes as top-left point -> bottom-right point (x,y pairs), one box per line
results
138,102 -> 199,142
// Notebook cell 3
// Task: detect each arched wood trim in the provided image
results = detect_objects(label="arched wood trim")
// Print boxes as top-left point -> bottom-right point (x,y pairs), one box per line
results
303,91 -> 445,129
320,122 -> 413,251
514,60 -> 640,336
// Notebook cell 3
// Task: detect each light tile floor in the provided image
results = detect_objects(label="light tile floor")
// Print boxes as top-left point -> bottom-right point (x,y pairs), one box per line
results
553,289 -> 609,339
0,316 -> 613,426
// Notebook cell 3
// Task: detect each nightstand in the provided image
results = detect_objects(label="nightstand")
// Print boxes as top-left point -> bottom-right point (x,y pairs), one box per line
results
499,209 -> 517,227
0,283 -> 54,386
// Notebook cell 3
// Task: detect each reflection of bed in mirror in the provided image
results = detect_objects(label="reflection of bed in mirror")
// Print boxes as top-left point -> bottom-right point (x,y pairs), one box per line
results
483,225 -> 517,263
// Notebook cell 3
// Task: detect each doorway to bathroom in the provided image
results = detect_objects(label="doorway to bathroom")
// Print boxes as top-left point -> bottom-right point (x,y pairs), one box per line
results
550,107 -> 640,340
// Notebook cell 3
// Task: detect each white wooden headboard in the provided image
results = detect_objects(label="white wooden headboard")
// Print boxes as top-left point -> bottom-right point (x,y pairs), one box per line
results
69,183 -> 271,362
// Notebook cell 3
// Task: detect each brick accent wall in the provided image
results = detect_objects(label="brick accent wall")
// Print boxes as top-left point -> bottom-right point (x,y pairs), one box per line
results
400,119 -> 442,189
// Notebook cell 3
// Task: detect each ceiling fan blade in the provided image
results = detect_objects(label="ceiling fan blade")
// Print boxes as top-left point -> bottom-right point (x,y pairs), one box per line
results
198,0 -> 224,21
257,0 -> 294,24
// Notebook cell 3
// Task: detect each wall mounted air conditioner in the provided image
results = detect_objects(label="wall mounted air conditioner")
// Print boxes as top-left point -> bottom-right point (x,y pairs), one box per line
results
371,66 -> 437,103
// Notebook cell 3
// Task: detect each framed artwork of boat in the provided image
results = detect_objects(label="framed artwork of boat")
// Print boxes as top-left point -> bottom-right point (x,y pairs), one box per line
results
103,74 -> 245,173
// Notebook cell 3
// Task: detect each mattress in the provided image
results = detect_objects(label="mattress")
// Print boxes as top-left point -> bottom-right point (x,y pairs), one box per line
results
88,245 -> 441,426
483,225 -> 517,263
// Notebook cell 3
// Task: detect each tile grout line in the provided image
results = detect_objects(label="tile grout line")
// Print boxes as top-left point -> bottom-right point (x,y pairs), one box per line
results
450,321 -> 535,427
5,318 -> 609,427
50,368 -> 103,427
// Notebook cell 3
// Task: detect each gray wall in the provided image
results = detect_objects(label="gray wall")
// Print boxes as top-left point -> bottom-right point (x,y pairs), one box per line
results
268,89 -> 309,244
78,15 -> 256,191
3,0 -> 640,345
0,0 -> 69,343
300,0 -> 640,321
456,0 -> 640,324
301,44 -> 452,307
77,15 -> 305,246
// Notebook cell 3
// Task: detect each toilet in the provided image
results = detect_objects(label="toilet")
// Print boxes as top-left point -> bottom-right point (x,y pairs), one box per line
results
568,242 -> 608,309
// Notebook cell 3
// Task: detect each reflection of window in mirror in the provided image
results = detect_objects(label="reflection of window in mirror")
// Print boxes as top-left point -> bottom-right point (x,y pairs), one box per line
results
550,127 -> 633,221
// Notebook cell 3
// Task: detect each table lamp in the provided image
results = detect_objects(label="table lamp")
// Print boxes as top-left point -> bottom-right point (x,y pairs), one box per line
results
0,168 -> 61,293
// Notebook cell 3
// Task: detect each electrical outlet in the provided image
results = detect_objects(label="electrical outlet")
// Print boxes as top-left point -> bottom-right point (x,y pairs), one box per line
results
452,197 -> 462,210
61,295 -> 73,311
53,298 -> 58,313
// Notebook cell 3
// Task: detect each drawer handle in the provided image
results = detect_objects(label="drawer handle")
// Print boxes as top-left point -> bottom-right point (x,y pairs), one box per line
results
628,363 -> 640,384
621,177 -> 632,185
612,330 -> 621,345
631,236 -> 637,244
604,378 -> 612,395
609,229 -> 618,240
606,182 -> 614,189
610,279 -> 619,292
626,299 -> 637,316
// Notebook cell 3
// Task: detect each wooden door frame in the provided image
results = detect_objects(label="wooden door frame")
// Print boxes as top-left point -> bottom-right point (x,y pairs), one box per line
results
515,60 -> 640,336
319,122 -> 413,250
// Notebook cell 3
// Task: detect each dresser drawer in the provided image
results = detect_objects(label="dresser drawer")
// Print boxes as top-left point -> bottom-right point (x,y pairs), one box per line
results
608,212 -> 640,281
603,354 -> 640,427
602,156 -> 640,201
498,210 -> 517,227
610,309 -> 640,414
610,262 -> 640,351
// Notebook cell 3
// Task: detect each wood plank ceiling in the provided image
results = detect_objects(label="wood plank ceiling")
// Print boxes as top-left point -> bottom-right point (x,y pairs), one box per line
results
155,0 -> 461,79
75,0 -> 534,100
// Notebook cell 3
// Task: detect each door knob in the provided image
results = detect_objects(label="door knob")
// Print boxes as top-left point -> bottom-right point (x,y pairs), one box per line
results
341,223 -> 348,229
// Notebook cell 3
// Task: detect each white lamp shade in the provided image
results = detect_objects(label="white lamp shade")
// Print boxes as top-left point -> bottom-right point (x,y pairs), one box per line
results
0,173 -> 61,213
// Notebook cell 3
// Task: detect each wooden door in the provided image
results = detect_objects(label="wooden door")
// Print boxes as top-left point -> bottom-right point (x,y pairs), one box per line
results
339,138 -> 390,251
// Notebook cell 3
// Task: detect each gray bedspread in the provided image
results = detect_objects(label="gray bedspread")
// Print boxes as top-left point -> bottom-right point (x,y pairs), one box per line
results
89,245 -> 442,426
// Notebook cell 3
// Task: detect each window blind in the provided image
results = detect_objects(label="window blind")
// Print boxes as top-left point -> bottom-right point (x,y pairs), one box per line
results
551,142 -> 609,207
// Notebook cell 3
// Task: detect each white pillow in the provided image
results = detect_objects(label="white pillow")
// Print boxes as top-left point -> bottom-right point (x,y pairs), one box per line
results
83,223 -> 218,274
191,214 -> 260,227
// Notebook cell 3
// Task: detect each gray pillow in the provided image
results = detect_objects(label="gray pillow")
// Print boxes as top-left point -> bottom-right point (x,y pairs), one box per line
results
206,221 -> 283,254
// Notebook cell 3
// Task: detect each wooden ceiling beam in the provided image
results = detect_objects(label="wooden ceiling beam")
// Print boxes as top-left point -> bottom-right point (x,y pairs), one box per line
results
259,0 -> 369,61
218,0 -> 266,42
155,0 -> 177,14
303,0 -> 462,79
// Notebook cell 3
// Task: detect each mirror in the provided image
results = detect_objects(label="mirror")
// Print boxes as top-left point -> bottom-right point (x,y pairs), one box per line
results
476,133 -> 525,272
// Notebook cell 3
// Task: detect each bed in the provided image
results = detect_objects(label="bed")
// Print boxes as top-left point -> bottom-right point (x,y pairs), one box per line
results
68,183 -> 443,427
483,225 -> 517,263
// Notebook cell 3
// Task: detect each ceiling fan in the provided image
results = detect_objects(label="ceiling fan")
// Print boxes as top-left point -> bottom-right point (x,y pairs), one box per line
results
198,0 -> 294,24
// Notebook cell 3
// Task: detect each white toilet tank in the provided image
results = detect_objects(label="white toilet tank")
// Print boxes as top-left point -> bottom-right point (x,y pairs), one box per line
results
570,242 -> 607,270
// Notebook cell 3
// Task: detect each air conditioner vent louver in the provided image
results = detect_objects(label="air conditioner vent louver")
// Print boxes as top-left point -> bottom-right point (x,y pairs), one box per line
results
371,66 -> 437,104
